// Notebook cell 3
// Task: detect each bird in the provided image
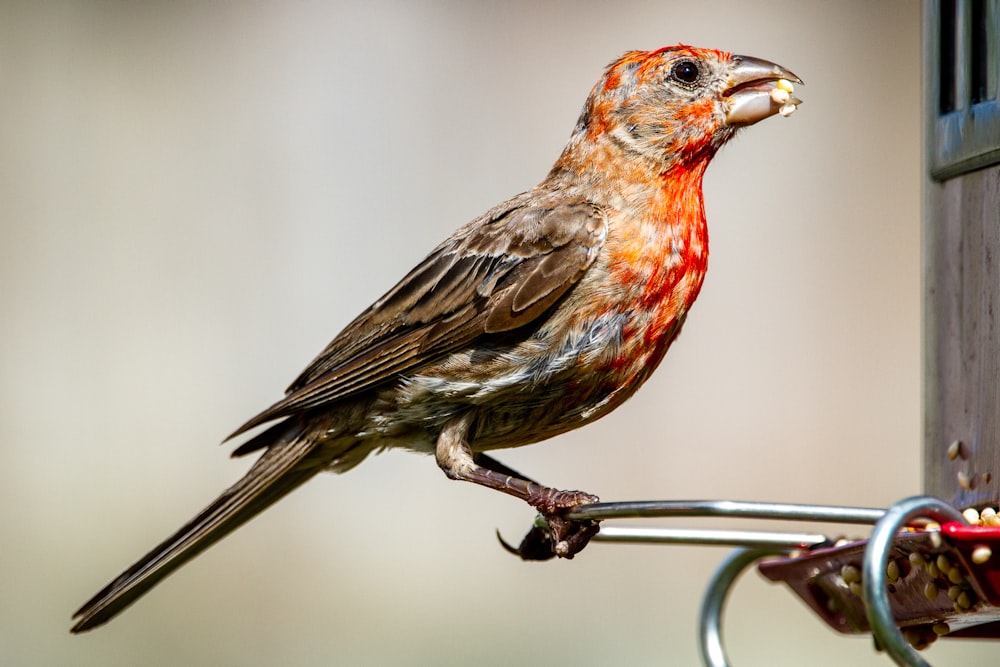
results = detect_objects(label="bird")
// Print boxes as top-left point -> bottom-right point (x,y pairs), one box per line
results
71,44 -> 801,633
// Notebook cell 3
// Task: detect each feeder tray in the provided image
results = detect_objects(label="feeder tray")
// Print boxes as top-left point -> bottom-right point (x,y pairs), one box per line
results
759,523 -> 1000,639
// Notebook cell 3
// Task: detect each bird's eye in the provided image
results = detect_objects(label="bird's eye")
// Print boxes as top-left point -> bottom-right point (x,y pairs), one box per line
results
671,59 -> 700,85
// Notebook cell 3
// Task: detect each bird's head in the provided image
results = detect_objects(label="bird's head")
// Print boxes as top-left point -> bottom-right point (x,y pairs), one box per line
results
567,45 -> 801,172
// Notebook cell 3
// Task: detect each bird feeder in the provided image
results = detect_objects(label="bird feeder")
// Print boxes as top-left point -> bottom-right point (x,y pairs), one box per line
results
532,4 -> 1000,665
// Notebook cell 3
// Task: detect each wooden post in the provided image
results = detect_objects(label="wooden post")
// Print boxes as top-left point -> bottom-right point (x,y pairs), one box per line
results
924,0 -> 1000,507
925,168 -> 1000,506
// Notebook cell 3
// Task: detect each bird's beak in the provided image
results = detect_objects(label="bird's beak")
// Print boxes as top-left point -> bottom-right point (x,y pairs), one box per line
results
724,55 -> 803,126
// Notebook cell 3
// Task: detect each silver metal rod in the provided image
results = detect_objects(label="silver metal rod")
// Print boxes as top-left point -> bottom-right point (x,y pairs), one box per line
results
699,548 -> 780,667
592,526 -> 828,550
861,496 -> 967,667
567,499 -> 885,524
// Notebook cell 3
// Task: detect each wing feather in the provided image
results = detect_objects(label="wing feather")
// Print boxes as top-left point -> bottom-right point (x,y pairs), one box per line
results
228,195 -> 607,440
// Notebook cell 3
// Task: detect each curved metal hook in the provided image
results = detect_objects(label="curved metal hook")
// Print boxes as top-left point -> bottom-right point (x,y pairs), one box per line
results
698,548 -> 781,667
861,495 -> 967,667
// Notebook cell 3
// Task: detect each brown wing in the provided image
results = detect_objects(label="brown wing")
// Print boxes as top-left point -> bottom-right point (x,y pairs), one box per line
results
227,193 -> 608,441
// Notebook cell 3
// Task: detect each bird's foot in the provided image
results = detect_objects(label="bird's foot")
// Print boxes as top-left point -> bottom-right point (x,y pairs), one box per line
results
527,487 -> 599,516
499,490 -> 600,560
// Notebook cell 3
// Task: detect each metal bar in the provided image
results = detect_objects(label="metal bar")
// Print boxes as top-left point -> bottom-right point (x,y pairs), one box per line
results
567,499 -> 885,524
592,526 -> 828,550
699,549 -> 781,667
862,496 -> 967,667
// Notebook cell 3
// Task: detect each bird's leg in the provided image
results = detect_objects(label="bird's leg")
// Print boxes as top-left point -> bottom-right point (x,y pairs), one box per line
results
436,415 -> 599,512
472,452 -> 537,484
437,416 -> 600,559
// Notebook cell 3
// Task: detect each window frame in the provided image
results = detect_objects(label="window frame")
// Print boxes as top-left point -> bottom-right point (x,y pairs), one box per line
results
927,0 -> 1000,181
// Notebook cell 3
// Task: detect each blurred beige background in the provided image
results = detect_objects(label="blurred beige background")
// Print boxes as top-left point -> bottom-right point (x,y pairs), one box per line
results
3,2 -> 990,666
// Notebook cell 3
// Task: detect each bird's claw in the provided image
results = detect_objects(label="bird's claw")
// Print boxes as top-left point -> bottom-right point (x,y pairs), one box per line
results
497,522 -> 559,561
527,488 -> 599,515
497,491 -> 601,560
546,512 -> 600,559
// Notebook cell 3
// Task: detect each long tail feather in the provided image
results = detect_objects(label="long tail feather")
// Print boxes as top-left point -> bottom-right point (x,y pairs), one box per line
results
71,423 -> 329,633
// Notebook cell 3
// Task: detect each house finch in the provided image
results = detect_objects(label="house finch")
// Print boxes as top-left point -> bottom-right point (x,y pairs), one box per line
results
71,45 -> 800,632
